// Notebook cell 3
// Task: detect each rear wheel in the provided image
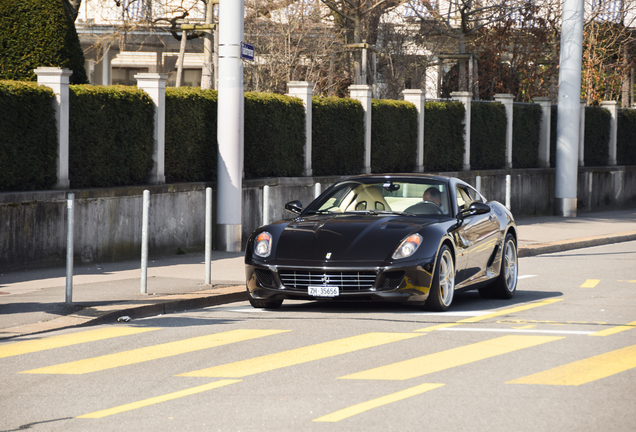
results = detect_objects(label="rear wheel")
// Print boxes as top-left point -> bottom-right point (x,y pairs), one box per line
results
425,245 -> 455,312
479,233 -> 518,299
248,297 -> 283,309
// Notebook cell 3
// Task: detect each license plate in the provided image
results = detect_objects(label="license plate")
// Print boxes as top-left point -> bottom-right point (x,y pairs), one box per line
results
308,285 -> 339,297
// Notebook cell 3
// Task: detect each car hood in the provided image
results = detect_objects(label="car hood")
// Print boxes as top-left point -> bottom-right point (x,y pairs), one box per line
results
274,214 -> 435,263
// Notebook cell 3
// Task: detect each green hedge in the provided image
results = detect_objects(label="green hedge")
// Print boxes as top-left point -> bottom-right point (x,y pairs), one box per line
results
0,81 -> 57,191
584,106 -> 611,166
312,96 -> 365,175
471,101 -> 507,170
371,99 -> 417,173
165,87 -> 218,182
618,109 -> 636,165
512,103 -> 541,168
68,85 -> 154,188
0,0 -> 87,84
550,105 -> 611,167
424,101 -> 465,171
243,92 -> 305,178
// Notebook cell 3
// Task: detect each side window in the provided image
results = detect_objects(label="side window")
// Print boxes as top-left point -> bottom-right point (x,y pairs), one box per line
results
455,187 -> 474,212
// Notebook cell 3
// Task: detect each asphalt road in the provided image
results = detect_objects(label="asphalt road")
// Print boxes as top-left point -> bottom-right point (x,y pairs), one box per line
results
1,242 -> 635,432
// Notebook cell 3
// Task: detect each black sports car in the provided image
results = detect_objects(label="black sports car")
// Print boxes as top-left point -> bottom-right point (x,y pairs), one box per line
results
245,174 -> 518,311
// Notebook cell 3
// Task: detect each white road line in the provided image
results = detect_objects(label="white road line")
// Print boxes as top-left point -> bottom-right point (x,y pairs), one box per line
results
518,275 -> 538,280
438,327 -> 593,335
407,311 -> 492,317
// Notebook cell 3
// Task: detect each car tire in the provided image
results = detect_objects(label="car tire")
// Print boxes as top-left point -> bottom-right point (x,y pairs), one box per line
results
425,245 -> 455,312
248,297 -> 283,309
479,233 -> 518,299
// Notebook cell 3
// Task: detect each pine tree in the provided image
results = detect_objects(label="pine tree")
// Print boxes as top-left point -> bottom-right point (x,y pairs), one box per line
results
0,0 -> 87,84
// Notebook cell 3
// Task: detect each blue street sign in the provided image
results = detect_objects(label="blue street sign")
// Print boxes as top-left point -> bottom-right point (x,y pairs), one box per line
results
241,42 -> 255,61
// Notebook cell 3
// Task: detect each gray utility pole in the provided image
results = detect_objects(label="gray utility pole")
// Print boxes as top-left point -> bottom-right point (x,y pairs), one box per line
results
555,0 -> 584,217
216,0 -> 244,252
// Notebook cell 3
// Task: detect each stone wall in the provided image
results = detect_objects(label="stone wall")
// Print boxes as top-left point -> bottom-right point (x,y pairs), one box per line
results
1,167 -> 635,271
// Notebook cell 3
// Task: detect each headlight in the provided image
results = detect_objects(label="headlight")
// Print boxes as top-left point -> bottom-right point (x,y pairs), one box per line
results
392,234 -> 423,259
254,232 -> 272,258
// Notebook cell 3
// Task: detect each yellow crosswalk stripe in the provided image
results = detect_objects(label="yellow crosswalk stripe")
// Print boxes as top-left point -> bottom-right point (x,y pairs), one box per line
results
313,383 -> 445,422
508,344 -> 636,386
580,279 -> 600,288
20,329 -> 288,375
77,380 -> 242,419
341,335 -> 563,381
589,321 -> 636,337
414,299 -> 563,332
0,327 -> 160,359
178,332 -> 422,378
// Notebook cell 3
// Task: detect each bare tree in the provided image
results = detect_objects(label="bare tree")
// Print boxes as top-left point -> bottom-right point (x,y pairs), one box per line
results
320,0 -> 402,84
581,0 -> 636,106
244,0 -> 349,95
406,0 -> 528,91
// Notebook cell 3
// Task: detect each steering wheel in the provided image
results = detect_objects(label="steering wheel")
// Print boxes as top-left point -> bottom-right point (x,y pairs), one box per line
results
404,201 -> 443,215
423,201 -> 444,214
422,200 -> 443,214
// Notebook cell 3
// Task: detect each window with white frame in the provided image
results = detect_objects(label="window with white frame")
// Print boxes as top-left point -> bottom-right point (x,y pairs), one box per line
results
121,0 -> 151,22
591,0 -> 623,23
404,0 -> 437,19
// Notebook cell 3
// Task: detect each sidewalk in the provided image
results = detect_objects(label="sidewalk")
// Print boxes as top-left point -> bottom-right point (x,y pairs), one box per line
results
1,208 -> 635,340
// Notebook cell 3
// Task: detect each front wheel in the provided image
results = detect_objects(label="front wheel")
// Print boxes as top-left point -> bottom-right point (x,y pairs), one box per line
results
248,297 -> 283,309
425,245 -> 455,312
479,233 -> 518,299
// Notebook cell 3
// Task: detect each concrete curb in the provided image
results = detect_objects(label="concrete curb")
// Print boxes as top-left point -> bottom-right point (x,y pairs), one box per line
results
518,231 -> 636,257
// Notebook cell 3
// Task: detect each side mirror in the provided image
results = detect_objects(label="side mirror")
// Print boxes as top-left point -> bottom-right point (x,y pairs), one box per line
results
458,202 -> 490,219
285,200 -> 303,215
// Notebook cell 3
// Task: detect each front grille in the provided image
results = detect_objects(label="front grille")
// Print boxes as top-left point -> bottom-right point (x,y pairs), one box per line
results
255,269 -> 277,288
278,270 -> 377,292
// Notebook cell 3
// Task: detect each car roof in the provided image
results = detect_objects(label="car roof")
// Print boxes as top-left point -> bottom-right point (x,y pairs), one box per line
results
341,173 -> 468,188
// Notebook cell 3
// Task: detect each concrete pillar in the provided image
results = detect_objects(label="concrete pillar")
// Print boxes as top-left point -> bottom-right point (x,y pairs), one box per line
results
451,91 -> 472,171
534,97 -> 552,168
494,93 -> 514,169
85,59 -> 95,85
35,67 -> 72,189
97,42 -> 112,85
600,101 -> 617,166
286,81 -> 313,177
349,84 -> 373,174
135,73 -> 168,185
402,89 -> 425,173
579,99 -> 586,167
216,0 -> 244,252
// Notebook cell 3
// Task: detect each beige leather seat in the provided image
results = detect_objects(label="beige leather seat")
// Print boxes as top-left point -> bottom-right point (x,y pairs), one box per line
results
343,185 -> 390,211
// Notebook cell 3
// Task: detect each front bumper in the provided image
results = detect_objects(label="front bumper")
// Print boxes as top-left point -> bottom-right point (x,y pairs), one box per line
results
245,260 -> 435,303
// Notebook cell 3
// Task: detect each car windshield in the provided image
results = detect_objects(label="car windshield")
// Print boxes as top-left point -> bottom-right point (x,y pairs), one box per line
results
305,178 -> 451,217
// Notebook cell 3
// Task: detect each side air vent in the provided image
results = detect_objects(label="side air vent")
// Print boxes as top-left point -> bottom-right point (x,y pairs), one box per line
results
255,269 -> 277,288
378,271 -> 405,291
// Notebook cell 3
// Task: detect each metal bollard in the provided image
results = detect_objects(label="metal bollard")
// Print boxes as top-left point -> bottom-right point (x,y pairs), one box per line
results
205,187 -> 212,286
475,176 -> 481,195
262,185 -> 270,226
66,193 -> 74,304
140,189 -> 150,294
505,175 -> 511,210
314,182 -> 321,199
